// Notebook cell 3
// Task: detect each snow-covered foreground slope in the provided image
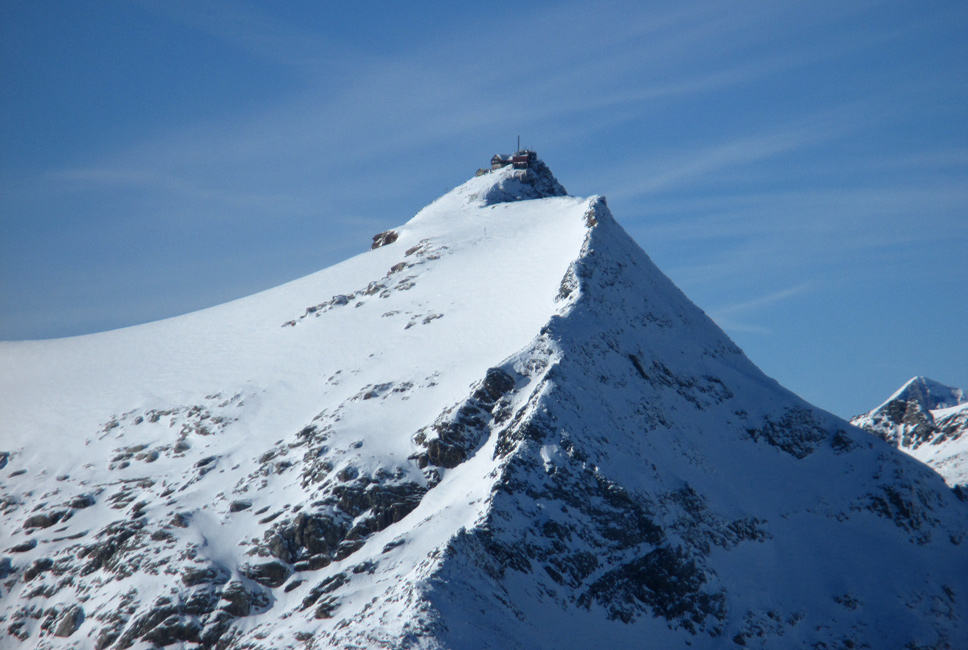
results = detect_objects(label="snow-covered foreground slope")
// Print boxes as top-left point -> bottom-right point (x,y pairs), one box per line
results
2,161 -> 967,649
852,377 -> 968,489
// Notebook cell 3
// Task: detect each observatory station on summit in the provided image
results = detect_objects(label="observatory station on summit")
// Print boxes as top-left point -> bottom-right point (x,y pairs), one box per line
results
490,149 -> 537,170
477,138 -> 539,176
475,149 -> 537,177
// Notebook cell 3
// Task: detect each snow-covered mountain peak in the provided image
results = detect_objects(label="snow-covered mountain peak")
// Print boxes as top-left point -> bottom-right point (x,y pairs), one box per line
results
414,156 -> 568,221
2,166 -> 967,649
853,377 -> 968,490
886,376 -> 968,412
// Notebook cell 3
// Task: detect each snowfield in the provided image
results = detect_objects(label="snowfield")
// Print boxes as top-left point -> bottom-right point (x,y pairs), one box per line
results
1,160 -> 966,649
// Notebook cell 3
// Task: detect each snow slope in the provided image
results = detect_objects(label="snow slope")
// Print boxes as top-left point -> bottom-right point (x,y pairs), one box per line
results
852,377 -> 968,489
1,160 -> 967,649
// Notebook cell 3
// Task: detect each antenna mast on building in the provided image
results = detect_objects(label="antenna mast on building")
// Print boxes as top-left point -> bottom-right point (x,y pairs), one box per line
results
517,135 -> 520,152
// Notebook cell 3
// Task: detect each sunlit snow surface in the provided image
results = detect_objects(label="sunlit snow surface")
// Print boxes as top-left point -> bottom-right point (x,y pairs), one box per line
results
2,164 -> 967,649
853,376 -> 968,489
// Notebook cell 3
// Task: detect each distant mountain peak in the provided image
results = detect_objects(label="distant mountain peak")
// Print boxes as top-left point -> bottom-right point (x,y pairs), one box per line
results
853,377 -> 968,489
888,376 -> 968,412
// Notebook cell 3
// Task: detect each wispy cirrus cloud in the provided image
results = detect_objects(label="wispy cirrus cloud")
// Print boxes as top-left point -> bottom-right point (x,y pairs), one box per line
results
713,283 -> 814,316
134,0 -> 356,70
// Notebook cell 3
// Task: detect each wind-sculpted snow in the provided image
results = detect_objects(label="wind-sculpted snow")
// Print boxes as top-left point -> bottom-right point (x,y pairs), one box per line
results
283,239 -> 450,330
2,162 -> 967,649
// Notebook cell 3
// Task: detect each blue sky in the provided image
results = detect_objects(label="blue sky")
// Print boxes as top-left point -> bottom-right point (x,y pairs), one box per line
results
1,0 -> 966,419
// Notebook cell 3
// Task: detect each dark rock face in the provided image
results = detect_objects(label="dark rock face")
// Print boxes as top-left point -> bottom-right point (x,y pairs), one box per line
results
480,160 -> 568,205
140,617 -> 201,647
860,482 -> 941,542
23,509 -> 70,529
228,500 -> 251,512
580,546 -> 725,627
182,565 -> 230,587
8,538 -> 37,553
70,494 -> 97,509
882,397 -> 938,448
78,519 -> 147,576
745,406 -> 835,459
239,560 -> 292,588
371,230 -> 399,249
412,366 -> 517,469
292,511 -> 345,558
261,480 -> 426,570
114,605 -> 180,649
436,415 -> 736,636
334,481 -> 425,531
300,572 -> 348,615
52,605 -> 84,638
220,581 -> 269,617
23,557 -> 54,582
475,367 -> 517,404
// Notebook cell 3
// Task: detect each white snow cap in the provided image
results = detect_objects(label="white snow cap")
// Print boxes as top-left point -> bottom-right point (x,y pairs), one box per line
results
1,160 -> 966,650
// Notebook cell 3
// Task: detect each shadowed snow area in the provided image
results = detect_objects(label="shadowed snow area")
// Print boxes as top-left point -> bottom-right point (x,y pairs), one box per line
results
1,162 -> 966,649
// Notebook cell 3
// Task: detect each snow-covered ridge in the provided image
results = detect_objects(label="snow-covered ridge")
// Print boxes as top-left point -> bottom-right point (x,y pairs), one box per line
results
0,161 -> 592,648
2,160 -> 967,649
852,376 -> 968,489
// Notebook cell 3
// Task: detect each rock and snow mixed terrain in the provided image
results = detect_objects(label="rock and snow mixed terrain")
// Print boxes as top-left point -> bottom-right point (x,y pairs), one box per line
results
852,377 -> 968,490
1,159 -> 967,649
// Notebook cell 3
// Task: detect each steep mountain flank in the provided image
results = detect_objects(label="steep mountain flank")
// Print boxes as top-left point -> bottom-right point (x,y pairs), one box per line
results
1,162 -> 966,649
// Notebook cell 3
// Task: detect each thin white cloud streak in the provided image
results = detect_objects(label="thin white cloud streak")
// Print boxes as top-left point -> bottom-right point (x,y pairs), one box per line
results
701,282 -> 815,337
622,168 -> 967,317
35,55 -> 827,218
434,0 -> 882,95
427,2 -> 883,131
710,283 -> 813,318
596,102 -> 881,202
53,2 -> 865,168
46,167 -> 318,218
134,0 -> 361,70
24,0 -> 963,252
641,184 -> 968,246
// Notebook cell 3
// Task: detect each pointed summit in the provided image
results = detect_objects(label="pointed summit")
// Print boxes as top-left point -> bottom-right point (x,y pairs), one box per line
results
467,150 -> 568,205
888,376 -> 967,412
1,163 -> 966,649
853,377 -> 968,489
